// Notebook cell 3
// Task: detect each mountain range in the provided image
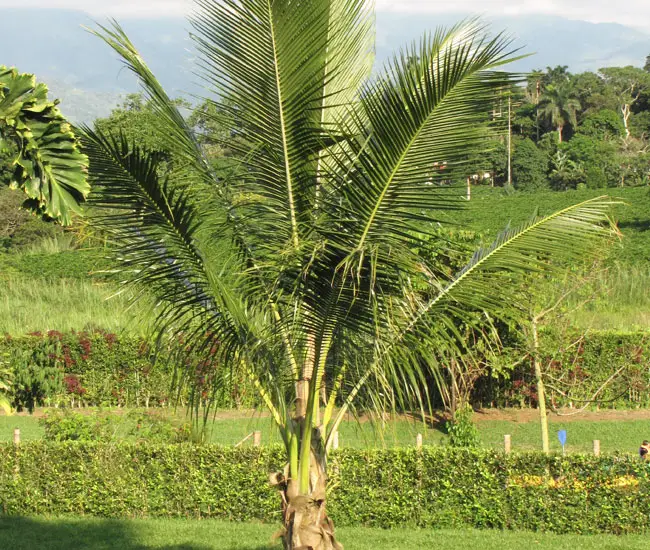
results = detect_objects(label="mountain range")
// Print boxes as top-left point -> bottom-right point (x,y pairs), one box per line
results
2,8 -> 650,122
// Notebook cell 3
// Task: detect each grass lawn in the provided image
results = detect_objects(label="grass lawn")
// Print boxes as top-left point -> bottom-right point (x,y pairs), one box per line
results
0,408 -> 648,455
0,517 -> 646,550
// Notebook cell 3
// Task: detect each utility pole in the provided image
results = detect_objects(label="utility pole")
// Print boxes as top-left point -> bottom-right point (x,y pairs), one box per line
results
536,80 -> 541,142
507,95 -> 512,187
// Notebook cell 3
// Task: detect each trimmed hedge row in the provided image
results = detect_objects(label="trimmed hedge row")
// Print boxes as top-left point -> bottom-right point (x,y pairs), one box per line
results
1,443 -> 650,534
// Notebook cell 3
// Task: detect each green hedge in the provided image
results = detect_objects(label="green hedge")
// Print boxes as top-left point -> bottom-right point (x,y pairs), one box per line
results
1,443 -> 650,534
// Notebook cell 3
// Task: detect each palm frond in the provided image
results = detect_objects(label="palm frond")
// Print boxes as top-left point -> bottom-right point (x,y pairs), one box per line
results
190,0 -> 372,251
324,22 -> 521,266
327,196 -> 619,442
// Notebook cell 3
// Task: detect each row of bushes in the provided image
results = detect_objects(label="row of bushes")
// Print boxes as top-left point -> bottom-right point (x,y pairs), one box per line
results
2,330 -> 649,412
476,331 -> 650,409
0,331 -> 257,410
0,443 -> 648,533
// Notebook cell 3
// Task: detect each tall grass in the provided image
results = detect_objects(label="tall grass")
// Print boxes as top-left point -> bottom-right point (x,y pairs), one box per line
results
22,234 -> 78,255
570,264 -> 650,331
0,275 -> 150,336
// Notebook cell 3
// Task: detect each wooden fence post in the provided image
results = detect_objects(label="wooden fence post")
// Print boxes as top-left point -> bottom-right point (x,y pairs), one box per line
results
253,431 -> 262,447
416,433 -> 423,450
593,440 -> 601,457
13,428 -> 20,446
504,434 -> 511,454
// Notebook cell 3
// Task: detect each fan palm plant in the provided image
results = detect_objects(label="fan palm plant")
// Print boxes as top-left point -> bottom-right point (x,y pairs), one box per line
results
0,66 -> 89,224
82,1 -> 616,548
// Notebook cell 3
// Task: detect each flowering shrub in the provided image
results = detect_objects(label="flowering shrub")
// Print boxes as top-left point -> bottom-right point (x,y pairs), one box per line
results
0,331 -> 258,410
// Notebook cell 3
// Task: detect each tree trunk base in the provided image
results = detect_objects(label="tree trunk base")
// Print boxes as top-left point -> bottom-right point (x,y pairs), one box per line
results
271,463 -> 342,550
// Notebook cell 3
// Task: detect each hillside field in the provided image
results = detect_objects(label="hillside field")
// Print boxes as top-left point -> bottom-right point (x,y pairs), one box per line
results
1,186 -> 648,335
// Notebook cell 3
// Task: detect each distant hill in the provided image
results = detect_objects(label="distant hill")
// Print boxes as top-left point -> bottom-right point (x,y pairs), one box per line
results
2,8 -> 650,122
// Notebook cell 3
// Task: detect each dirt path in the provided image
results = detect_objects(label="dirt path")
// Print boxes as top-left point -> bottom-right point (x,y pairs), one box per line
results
473,408 -> 650,423
5,407 -> 650,424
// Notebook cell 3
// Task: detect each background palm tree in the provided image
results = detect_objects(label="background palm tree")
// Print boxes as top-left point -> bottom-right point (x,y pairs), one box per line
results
539,83 -> 581,143
81,1 -> 616,548
0,66 -> 89,224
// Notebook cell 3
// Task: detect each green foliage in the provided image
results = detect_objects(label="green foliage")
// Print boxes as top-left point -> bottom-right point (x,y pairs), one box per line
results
539,82 -> 581,141
561,134 -> 618,187
126,410 -> 193,444
0,66 -> 89,224
549,151 -> 584,190
445,405 -> 479,448
0,248 -> 109,280
485,331 -> 650,410
578,109 -> 625,140
2,443 -> 650,534
512,138 -> 549,190
0,331 -> 258,410
39,410 -> 111,442
0,187 -> 63,252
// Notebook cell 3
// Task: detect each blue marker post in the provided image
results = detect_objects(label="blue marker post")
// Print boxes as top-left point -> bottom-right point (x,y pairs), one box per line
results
557,429 -> 567,456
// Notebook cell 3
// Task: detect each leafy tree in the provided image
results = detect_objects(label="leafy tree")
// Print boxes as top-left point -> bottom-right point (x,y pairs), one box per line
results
0,188 -> 63,251
539,83 -> 581,143
512,137 -> 549,190
187,99 -> 247,182
577,109 -> 624,140
94,94 -> 168,152
570,72 -> 618,119
644,55 -> 650,72
599,66 -> 650,140
81,4 -> 616,547
0,66 -> 89,224
562,134 -> 618,188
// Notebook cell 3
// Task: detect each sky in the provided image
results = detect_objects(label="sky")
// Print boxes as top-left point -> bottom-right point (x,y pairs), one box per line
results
0,0 -> 648,29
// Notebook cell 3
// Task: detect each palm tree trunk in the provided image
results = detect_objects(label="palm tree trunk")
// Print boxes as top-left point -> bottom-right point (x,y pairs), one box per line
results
557,124 -> 563,144
272,434 -> 342,550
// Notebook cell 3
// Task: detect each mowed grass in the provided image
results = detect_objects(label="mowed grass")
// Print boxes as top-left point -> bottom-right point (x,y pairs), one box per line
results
478,417 -> 647,454
0,517 -> 646,550
1,409 -> 647,454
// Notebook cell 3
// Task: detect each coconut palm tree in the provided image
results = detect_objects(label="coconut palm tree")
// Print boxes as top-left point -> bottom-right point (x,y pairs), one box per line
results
0,66 -> 89,224
81,1 -> 615,548
539,83 -> 581,143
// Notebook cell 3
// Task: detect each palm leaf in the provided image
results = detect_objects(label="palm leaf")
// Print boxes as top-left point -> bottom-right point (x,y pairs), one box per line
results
326,196 -> 618,443
190,0 -> 373,252
324,22 -> 520,270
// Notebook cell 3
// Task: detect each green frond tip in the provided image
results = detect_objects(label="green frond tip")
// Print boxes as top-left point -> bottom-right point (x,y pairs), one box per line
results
0,66 -> 89,225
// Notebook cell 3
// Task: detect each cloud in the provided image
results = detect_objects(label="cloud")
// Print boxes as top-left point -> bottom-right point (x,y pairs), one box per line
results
0,0 -> 192,17
376,0 -> 650,29
0,0 -> 648,28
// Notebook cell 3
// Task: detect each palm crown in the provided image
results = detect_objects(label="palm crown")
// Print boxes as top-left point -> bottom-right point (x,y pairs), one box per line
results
81,1 -> 616,548
540,83 -> 581,142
